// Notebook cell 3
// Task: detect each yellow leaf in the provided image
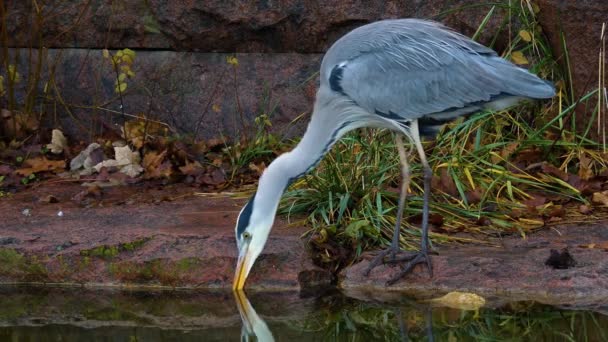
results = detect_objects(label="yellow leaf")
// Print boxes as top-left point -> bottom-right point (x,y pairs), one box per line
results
121,54 -> 133,65
212,104 -> 221,113
116,50 -> 124,57
519,30 -> 532,42
118,73 -> 127,82
115,82 -> 127,93
511,51 -> 529,65
430,291 -> 486,311
127,70 -> 135,78
102,49 -> 110,59
122,48 -> 136,59
226,56 -> 239,66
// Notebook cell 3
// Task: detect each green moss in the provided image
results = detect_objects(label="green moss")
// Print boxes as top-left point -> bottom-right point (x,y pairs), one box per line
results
80,237 -> 151,260
0,248 -> 48,281
108,257 -> 202,286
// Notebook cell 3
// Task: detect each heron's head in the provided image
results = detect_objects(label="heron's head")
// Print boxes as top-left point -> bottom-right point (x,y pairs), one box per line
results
233,193 -> 273,290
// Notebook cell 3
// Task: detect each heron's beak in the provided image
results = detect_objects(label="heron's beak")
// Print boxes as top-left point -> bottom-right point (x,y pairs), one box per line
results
233,239 -> 252,290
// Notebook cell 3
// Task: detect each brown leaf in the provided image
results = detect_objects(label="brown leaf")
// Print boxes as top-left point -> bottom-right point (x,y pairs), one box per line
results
248,162 -> 266,175
16,157 -> 65,176
1,109 -> 39,140
179,160 -> 204,176
199,168 -> 226,186
568,175 -> 602,195
432,169 -> 458,197
207,137 -> 226,151
40,195 -> 59,203
592,191 -> 608,206
541,163 -> 568,181
143,150 -> 172,179
465,188 -> 483,204
522,195 -> 547,208
547,205 -> 566,218
579,204 -> 592,214
500,142 -> 519,159
578,153 -> 594,180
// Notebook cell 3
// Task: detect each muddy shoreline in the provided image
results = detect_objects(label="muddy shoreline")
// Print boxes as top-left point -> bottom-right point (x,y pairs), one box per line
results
1,182 -> 607,308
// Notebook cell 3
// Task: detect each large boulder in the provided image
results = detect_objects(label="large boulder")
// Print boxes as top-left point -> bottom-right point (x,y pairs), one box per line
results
6,0 -> 512,51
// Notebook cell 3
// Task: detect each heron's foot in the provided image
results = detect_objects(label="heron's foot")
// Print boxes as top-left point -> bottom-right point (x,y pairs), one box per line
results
362,246 -> 401,277
385,250 -> 433,286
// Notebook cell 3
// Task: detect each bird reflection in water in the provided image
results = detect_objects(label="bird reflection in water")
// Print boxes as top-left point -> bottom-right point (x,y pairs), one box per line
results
233,290 -> 274,342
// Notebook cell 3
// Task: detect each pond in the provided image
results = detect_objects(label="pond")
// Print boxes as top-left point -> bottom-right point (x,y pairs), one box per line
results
0,286 -> 606,341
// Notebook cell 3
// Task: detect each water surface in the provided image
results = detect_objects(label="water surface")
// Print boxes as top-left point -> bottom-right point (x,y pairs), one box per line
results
0,287 -> 606,341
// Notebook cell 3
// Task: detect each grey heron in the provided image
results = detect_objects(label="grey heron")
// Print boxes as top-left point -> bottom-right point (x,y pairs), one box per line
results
233,19 -> 555,290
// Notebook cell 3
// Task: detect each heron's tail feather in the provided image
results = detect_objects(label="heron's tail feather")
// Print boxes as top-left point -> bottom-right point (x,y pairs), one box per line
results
488,57 -> 556,99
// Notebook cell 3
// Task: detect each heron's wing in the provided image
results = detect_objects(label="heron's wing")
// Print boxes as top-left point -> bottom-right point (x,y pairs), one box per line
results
327,20 -> 554,131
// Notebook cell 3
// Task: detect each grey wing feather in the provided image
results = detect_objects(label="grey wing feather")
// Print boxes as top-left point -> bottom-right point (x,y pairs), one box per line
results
322,19 -> 555,125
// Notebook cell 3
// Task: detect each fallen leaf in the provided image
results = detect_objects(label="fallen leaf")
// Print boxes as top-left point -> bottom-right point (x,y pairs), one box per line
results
179,160 -> 204,176
541,163 -> 568,181
519,30 -> 533,42
511,51 -> 529,65
248,162 -> 266,175
199,168 -> 226,186
143,150 -> 172,179
430,291 -> 486,311
522,195 -> 547,208
578,153 -> 594,180
16,157 -> 65,176
592,191 -> 608,206
40,195 -> 59,203
579,204 -> 592,214
46,129 -> 68,154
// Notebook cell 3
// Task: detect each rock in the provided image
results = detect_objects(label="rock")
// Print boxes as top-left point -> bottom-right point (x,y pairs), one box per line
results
340,223 -> 608,307
6,0 -> 513,52
7,48 -> 321,141
147,0 -> 513,53
0,182 -> 331,291
536,0 -> 608,124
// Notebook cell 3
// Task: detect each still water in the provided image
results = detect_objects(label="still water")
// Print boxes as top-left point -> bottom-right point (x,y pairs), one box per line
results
0,286 -> 606,341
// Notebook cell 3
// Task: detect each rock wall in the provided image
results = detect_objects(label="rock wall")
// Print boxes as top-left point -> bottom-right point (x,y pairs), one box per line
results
3,1 -> 605,140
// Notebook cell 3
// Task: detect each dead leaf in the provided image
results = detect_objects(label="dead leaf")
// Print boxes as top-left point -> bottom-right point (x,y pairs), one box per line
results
519,30 -> 533,42
592,191 -> 608,206
432,168 -> 458,197
522,195 -> 547,208
200,168 -> 226,186
430,291 -> 486,311
578,153 -> 594,180
568,175 -> 601,195
16,157 -> 65,176
579,204 -> 592,214
143,150 -> 172,179
511,50 -> 529,65
46,129 -> 68,154
179,160 -> 204,176
541,163 -> 568,181
40,195 -> 59,203
248,162 -> 266,175
1,109 -> 39,140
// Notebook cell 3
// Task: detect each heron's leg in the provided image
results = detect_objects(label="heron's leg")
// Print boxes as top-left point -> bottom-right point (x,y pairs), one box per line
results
363,134 -> 411,276
386,120 -> 433,284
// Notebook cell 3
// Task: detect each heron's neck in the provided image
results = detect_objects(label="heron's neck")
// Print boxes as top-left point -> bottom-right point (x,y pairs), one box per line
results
253,97 -> 355,223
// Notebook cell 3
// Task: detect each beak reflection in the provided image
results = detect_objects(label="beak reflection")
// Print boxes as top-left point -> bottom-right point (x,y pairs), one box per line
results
233,290 -> 274,342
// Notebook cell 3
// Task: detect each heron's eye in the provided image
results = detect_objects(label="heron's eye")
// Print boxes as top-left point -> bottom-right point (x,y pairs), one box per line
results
243,232 -> 252,240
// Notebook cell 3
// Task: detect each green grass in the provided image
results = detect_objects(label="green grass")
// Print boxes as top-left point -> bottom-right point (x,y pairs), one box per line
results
276,3 -> 606,259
